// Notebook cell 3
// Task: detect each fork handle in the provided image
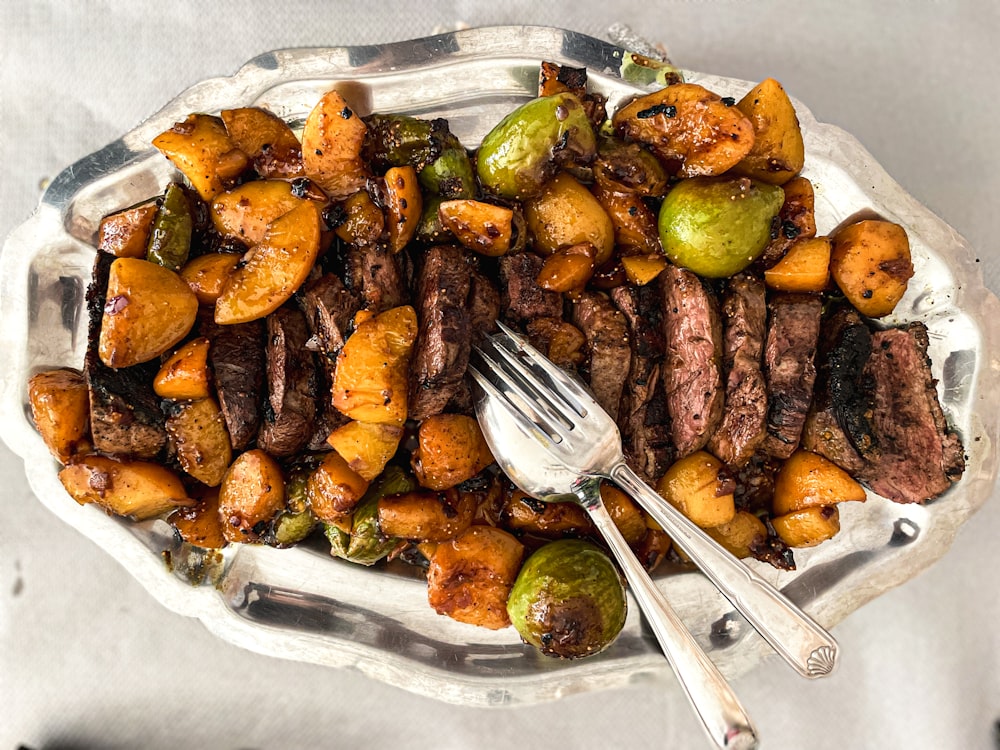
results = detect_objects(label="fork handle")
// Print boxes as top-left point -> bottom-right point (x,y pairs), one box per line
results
581,492 -> 758,750
611,462 -> 839,679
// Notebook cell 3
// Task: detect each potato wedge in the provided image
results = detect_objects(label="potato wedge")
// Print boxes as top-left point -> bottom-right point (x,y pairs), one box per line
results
591,182 -> 661,255
772,449 -> 867,516
326,420 -> 403,481
165,397 -> 233,487
332,305 -> 418,426
524,172 -> 614,264
210,180 -> 306,244
536,243 -> 596,295
830,219 -> 913,318
221,106 -> 303,178
764,237 -> 832,292
734,78 -> 805,185
502,490 -> 593,538
218,448 -> 285,543
301,89 -> 368,200
411,414 -> 495,491
377,488 -> 477,541
168,487 -> 228,549
612,83 -> 755,178
97,200 -> 158,258
426,525 -> 524,629
98,257 -> 199,368
384,165 -> 422,253
621,253 -> 669,286
600,484 -> 647,546
153,337 -> 211,400
306,450 -> 370,529
59,455 -> 190,521
214,199 -> 322,324
704,510 -> 767,559
152,114 -> 248,201
655,451 -> 736,528
27,368 -> 91,464
179,252 -> 241,305
333,190 -> 384,246
437,199 -> 514,257
772,505 -> 841,548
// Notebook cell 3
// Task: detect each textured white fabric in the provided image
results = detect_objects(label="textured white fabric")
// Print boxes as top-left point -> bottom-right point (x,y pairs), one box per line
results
1,2 -> 998,748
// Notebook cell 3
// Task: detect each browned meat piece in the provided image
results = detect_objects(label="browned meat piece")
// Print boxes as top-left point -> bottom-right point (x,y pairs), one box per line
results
346,243 -> 408,313
571,291 -> 630,422
258,306 -> 318,457
859,323 -> 965,503
84,252 -> 166,458
299,273 -> 360,357
499,252 -> 563,323
199,314 -> 265,452
610,283 -> 673,481
708,273 -> 768,467
762,293 -> 822,459
659,264 -> 724,457
468,268 -> 501,344
409,245 -> 472,421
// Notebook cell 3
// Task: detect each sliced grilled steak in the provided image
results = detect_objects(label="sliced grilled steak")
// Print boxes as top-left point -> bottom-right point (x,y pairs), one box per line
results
468,268 -> 501,344
258,306 -> 317,457
708,273 -> 768,467
571,291 -> 630,422
199,314 -> 265,452
346,243 -> 408,313
499,251 -> 563,323
84,252 -> 166,458
409,245 -> 472,421
859,322 -> 965,503
659,264 -> 724,457
762,293 -> 822,459
610,283 -> 672,480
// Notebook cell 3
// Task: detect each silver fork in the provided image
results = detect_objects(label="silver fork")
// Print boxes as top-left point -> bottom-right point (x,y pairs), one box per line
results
472,349 -> 758,750
471,321 -> 839,680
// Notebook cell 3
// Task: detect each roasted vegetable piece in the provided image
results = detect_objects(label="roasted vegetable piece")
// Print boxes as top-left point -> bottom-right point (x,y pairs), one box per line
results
210,180 -> 306,245
59,455 -> 190,521
152,113 -> 248,201
658,176 -> 784,278
704,510 -> 767,559
220,106 -> 304,178
524,317 -> 587,368
153,337 -> 211,400
771,449 -> 867,515
302,89 -> 369,200
507,538 -> 627,658
612,83 -> 755,178
98,257 -> 199,368
179,252 -> 241,305
655,451 -> 737,528
477,92 -> 597,199
327,465 -> 416,565
620,253 -> 668,286
591,181 -> 661,256
411,414 -> 495,491
437,199 -> 515,257
326,420 -> 403,481
332,305 -> 418,426
271,509 -> 317,547
98,200 -> 158,258
536,242 -> 596,294
306,450 -> 370,530
364,113 -> 447,171
165,397 -> 233,487
218,448 -> 285,543
764,237 -> 832,292
502,489 -> 594,537
418,133 -> 476,198
524,172 -> 615,264
830,219 -> 913,318
377,488 -> 478,541
772,505 -> 841,548
592,137 -> 669,197
169,487 -> 228,549
383,165 -> 422,253
426,525 -> 524,629
214,199 -> 322,324
28,368 -> 91,464
333,190 -> 385,247
599,484 -> 647,546
734,78 -> 805,185
146,183 -> 193,271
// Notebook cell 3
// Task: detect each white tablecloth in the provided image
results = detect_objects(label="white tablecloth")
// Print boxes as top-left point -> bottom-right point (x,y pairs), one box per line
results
2,2 -> 998,748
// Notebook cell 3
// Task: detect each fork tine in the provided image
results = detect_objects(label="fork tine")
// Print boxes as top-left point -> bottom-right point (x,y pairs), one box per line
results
467,363 -> 560,447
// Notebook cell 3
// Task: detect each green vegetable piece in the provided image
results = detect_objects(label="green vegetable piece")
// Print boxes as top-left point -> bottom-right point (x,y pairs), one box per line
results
272,510 -> 316,547
146,183 -> 193,271
365,113 -> 448,171
477,92 -> 597,200
507,538 -> 627,659
326,465 -> 418,566
418,133 -> 476,198
415,195 -> 450,244
658,176 -> 785,278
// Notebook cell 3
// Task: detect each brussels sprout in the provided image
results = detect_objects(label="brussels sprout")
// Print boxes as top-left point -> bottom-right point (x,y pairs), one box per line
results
477,92 -> 596,200
272,510 -> 316,546
364,113 -> 448,171
658,176 -> 784,278
507,538 -> 627,659
146,183 -> 192,271
419,133 -> 476,198
326,465 -> 418,566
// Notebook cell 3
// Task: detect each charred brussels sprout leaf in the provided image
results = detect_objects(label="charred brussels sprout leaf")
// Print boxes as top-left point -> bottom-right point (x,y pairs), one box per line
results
146,183 -> 193,271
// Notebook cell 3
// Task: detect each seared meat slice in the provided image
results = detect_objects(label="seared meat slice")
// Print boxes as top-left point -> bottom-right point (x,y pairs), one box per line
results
258,306 -> 317,457
610,283 -> 672,481
708,273 -> 768,467
659,264 -> 724,457
199,314 -> 265,452
409,245 -> 472,421
762,293 -> 822,459
468,268 -> 501,344
346,243 -> 408,313
84,252 -> 166,458
571,291 -> 630,422
859,322 -> 965,503
499,252 -> 563,323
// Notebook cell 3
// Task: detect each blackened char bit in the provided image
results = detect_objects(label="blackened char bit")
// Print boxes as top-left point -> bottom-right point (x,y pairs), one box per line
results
258,306 -> 318,458
571,291 -> 630,422
659,264 -> 724,457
